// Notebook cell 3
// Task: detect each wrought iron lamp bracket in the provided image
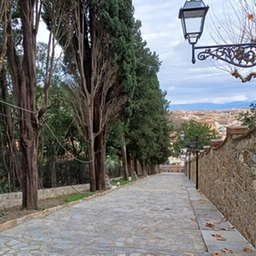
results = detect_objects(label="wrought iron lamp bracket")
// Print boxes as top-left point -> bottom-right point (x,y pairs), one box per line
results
193,43 -> 256,67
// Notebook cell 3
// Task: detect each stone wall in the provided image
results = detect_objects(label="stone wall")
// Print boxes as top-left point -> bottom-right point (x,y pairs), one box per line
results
160,164 -> 184,173
0,184 -> 90,210
187,126 -> 256,247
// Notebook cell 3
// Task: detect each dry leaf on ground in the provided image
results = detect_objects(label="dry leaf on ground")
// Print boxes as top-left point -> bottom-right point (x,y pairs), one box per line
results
206,222 -> 214,228
211,233 -> 227,241
220,227 -> 229,231
243,247 -> 252,252
212,234 -> 221,238
222,248 -> 233,253
217,236 -> 227,241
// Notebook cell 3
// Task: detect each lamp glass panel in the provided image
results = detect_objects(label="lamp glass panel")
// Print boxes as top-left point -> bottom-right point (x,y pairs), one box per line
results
184,16 -> 202,35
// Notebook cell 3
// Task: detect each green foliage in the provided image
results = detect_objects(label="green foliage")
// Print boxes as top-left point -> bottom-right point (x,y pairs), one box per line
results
106,122 -> 125,156
173,120 -> 217,157
0,211 -> 9,217
105,156 -> 122,177
237,103 -> 256,129
126,20 -> 173,165
36,46 -> 89,187
110,178 -> 133,186
39,205 -> 47,211
0,181 -> 10,194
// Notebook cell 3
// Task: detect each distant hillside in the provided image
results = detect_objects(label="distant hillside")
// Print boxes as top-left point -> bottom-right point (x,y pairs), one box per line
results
169,101 -> 252,111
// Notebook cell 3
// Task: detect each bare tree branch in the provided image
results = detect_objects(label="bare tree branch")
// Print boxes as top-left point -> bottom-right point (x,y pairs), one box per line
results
208,0 -> 256,81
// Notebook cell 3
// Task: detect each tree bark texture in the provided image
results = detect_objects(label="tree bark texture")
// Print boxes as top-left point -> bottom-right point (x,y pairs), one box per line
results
57,1 -> 135,191
6,0 -> 40,209
0,68 -> 22,190
121,136 -> 129,180
94,133 -> 106,190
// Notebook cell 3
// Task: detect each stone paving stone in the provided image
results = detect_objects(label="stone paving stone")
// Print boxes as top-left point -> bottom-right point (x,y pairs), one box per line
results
0,173 -> 255,256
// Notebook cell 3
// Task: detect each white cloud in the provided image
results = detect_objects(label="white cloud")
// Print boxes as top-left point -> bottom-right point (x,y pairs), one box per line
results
167,86 -> 176,92
210,95 -> 248,104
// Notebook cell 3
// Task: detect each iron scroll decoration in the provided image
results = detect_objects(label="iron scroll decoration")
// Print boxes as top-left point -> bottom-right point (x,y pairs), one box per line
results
194,43 -> 256,68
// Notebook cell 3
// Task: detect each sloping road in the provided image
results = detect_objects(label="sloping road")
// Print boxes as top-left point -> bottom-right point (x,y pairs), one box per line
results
0,173 -> 255,256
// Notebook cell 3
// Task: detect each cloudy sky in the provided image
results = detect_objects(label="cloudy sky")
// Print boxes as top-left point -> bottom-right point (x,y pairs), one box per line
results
132,0 -> 256,107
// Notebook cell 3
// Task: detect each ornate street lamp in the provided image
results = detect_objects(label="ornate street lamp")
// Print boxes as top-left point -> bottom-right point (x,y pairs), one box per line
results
178,0 -> 209,46
179,0 -> 256,67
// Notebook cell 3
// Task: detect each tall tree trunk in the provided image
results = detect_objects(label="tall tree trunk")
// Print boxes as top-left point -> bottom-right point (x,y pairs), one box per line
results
20,0 -> 39,210
21,134 -> 39,209
142,162 -> 147,176
121,136 -> 129,180
93,90 -> 106,191
6,0 -> 39,209
88,111 -> 96,192
147,164 -> 151,175
94,132 -> 106,191
126,149 -> 132,177
89,140 -> 96,192
132,158 -> 137,175
50,155 -> 57,188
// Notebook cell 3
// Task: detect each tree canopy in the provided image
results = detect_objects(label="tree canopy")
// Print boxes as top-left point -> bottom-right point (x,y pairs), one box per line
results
0,0 -> 172,205
172,120 -> 217,157
237,103 -> 256,129
126,20 -> 173,166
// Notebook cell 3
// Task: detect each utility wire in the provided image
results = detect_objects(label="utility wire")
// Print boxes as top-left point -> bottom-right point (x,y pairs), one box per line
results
0,112 -> 37,124
0,99 -> 94,164
45,123 -> 94,164
0,99 -> 36,114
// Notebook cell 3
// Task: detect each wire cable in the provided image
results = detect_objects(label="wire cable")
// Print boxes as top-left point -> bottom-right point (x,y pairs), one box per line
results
0,99 -> 94,164
0,112 -> 38,124
0,99 -> 36,114
44,123 -> 94,164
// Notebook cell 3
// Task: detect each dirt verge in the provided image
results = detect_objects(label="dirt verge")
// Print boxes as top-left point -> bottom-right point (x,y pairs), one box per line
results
0,195 -> 69,225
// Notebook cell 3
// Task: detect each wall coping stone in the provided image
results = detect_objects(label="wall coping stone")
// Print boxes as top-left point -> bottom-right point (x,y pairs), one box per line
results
203,146 -> 210,153
227,126 -> 248,135
210,139 -> 223,148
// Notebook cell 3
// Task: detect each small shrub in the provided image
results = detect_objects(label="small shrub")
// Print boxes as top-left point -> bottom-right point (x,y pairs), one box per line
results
40,205 -> 47,211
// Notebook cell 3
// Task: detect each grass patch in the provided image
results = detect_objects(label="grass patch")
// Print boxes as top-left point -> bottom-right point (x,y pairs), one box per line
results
110,178 -> 134,186
0,211 -> 9,217
64,191 -> 95,203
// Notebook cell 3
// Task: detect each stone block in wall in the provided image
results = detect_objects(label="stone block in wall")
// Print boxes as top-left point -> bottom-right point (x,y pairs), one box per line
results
253,180 -> 256,191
